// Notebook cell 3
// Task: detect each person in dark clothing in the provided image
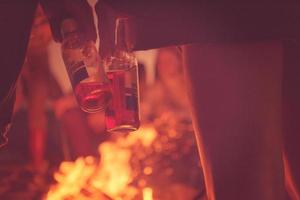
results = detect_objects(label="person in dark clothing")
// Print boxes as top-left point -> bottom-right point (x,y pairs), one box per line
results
0,0 -> 96,147
1,1 -> 300,199
0,1 -> 38,147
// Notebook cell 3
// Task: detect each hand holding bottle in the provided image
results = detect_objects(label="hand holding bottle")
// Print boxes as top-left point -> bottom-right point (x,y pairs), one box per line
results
61,18 -> 111,113
103,18 -> 140,133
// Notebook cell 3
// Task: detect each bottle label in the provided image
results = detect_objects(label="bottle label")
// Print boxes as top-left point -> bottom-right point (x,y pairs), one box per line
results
125,86 -> 137,111
124,65 -> 138,111
71,61 -> 88,87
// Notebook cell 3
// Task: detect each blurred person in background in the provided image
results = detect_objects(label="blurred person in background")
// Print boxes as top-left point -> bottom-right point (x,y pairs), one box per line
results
14,5 -> 62,171
52,93 -> 108,159
13,4 -> 106,169
139,47 -> 205,200
141,47 -> 189,121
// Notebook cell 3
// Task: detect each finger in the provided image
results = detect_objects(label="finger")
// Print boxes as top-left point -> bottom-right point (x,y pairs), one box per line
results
95,1 -> 118,58
65,0 -> 97,42
41,0 -> 97,42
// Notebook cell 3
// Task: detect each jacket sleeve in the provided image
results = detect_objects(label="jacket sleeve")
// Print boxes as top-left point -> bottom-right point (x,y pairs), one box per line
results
0,89 -> 15,148
96,0 -> 300,52
0,1 -> 38,147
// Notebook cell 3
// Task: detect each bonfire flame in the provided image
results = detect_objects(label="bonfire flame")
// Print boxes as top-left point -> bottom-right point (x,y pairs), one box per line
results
142,187 -> 153,200
45,125 -> 157,200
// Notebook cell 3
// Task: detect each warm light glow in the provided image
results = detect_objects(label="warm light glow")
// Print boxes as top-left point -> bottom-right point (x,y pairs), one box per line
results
46,157 -> 97,200
45,125 -> 157,200
143,166 -> 153,175
143,187 -> 153,200
91,141 -> 133,197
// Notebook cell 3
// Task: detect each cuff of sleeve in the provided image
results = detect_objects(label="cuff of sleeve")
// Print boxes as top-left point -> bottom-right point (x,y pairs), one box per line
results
0,123 -> 11,148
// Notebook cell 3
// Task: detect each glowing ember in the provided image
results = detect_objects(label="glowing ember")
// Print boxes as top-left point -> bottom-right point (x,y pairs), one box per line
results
45,125 -> 157,200
90,141 -> 134,198
142,187 -> 153,200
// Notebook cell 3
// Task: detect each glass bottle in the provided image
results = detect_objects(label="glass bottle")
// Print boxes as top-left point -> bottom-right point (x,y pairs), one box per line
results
104,18 -> 140,132
61,18 -> 111,112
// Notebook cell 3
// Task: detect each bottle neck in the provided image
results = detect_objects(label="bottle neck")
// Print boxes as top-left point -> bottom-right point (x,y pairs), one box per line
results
115,18 -> 131,52
116,40 -> 128,52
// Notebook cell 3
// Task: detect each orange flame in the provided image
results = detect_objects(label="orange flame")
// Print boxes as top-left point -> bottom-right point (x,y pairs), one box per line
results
143,187 -> 153,200
45,125 -> 157,200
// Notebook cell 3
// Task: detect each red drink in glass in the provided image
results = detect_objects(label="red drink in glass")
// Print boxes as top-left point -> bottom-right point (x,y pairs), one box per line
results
74,81 -> 112,113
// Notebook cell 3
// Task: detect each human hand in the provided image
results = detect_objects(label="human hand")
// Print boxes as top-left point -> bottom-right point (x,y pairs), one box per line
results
95,0 -> 136,59
95,1 -> 119,59
40,0 -> 97,42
